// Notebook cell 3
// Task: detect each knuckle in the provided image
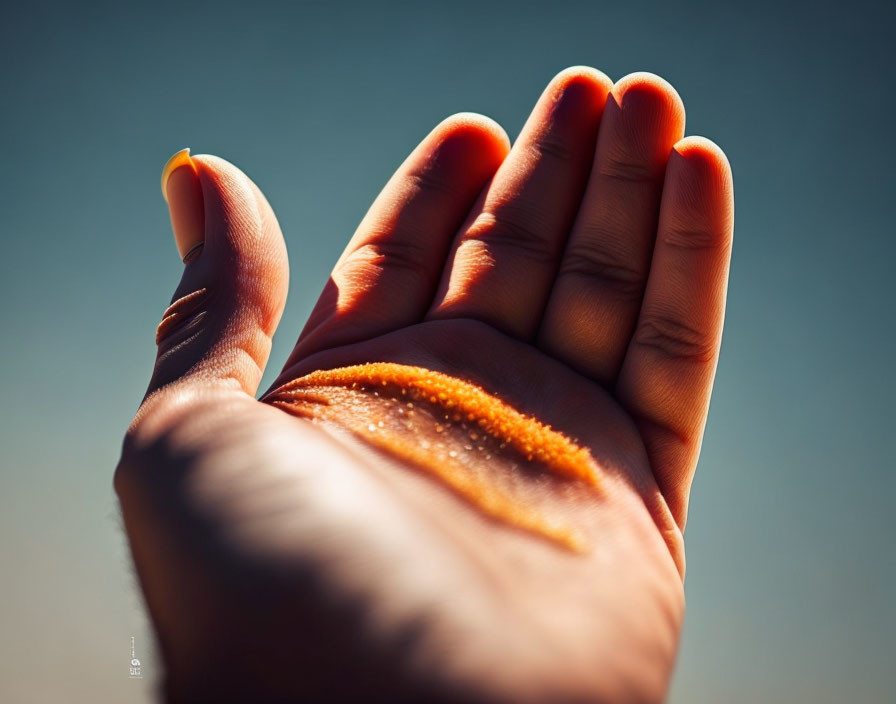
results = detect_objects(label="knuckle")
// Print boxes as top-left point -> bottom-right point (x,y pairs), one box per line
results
560,238 -> 647,297
465,207 -> 557,262
660,224 -> 725,251
634,313 -> 716,363
631,409 -> 694,455
597,149 -> 658,183
342,238 -> 430,277
531,133 -> 575,163
661,192 -> 732,252
408,167 -> 459,198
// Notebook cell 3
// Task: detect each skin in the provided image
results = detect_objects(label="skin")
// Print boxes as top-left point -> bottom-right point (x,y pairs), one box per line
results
116,66 -> 733,703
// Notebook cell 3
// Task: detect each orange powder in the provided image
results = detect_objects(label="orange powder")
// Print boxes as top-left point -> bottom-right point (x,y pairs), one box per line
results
269,363 -> 600,551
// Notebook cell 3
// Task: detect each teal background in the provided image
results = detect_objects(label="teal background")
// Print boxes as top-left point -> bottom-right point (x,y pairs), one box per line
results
1,1 -> 893,701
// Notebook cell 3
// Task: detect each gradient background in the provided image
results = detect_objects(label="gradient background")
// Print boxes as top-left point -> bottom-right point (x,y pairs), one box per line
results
1,1 -> 893,702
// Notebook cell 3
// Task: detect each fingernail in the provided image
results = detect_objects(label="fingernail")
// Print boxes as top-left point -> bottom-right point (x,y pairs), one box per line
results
161,148 -> 205,262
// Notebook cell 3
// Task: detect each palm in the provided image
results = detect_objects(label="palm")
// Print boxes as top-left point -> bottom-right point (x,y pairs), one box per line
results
118,68 -> 732,703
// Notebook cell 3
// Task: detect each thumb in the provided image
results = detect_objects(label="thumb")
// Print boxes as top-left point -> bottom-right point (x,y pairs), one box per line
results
146,149 -> 289,399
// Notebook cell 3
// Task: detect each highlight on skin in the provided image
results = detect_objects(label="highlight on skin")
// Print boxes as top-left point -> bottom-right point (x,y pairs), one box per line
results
268,363 -> 602,551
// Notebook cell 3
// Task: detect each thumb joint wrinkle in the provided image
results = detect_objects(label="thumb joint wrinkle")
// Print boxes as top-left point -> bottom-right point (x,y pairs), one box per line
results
156,288 -> 211,346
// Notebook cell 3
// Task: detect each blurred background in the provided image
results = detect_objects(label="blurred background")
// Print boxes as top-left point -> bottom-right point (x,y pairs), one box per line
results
1,1 -> 893,701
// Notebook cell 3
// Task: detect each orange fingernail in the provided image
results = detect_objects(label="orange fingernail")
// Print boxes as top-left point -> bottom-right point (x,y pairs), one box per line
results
161,148 -> 205,262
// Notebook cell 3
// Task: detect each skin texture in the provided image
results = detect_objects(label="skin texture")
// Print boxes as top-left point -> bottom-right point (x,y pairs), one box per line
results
115,66 -> 734,703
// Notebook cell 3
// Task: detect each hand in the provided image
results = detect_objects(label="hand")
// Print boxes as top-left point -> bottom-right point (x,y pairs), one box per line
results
116,67 -> 733,703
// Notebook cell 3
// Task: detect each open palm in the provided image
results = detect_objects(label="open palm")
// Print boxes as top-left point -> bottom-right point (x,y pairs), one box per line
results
116,67 -> 733,703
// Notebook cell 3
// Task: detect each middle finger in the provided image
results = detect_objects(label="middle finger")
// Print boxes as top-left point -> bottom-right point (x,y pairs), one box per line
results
537,73 -> 685,385
427,67 -> 613,339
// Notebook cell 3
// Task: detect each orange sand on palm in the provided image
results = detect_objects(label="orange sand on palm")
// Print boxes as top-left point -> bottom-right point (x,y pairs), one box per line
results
269,363 -> 600,551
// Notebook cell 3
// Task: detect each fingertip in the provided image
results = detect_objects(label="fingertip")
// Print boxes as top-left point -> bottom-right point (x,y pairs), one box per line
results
551,65 -> 614,93
191,152 -> 273,190
612,72 -> 686,129
670,136 -> 734,216
541,65 -> 614,122
673,136 -> 732,180
663,136 -> 735,248
434,112 -> 512,164
185,154 -> 289,302
189,153 -> 268,225
184,154 -> 257,257
415,113 -> 510,188
189,152 -> 254,193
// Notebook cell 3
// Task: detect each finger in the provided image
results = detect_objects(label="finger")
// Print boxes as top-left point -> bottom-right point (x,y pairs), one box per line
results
538,73 -> 685,385
147,149 -> 289,399
427,67 -> 613,339
284,114 -> 509,367
615,137 -> 734,527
